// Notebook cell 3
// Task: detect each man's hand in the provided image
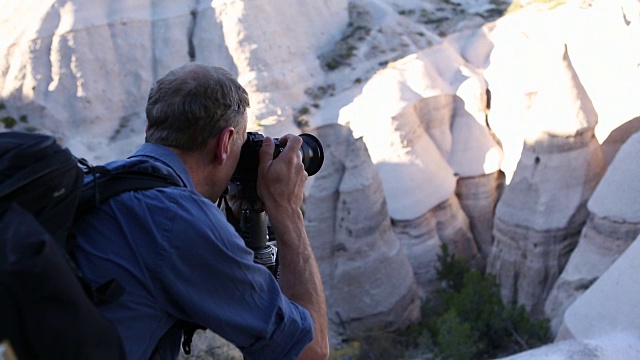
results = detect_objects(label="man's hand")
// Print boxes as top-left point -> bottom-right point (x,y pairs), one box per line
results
257,135 -> 308,220
256,134 -> 329,359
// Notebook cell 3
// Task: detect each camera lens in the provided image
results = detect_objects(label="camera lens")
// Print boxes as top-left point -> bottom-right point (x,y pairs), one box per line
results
299,134 -> 324,176
232,132 -> 324,189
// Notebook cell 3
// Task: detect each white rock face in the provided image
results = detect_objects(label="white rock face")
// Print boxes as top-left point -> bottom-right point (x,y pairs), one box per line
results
213,0 -> 349,135
337,36 -> 501,286
337,36 -> 501,217
544,131 -> 640,333
484,1 -> 640,182
303,124 -> 420,341
487,44 -> 606,317
556,232 -> 640,342
392,194 -> 482,297
543,215 -> 640,335
600,116 -> 640,165
588,131 -> 640,223
4,0 -> 640,358
500,333 -> 640,360
0,0 -> 348,161
338,64 -> 457,221
455,171 -> 505,262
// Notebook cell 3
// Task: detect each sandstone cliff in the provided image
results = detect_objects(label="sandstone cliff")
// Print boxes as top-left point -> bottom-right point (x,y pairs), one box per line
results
544,130 -> 640,333
304,124 -> 421,341
3,0 -> 640,358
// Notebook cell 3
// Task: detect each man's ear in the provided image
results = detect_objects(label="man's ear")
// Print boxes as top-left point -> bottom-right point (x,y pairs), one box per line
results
214,126 -> 235,165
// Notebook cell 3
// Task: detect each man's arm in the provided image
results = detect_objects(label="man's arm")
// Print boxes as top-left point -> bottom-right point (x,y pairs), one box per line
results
257,135 -> 329,360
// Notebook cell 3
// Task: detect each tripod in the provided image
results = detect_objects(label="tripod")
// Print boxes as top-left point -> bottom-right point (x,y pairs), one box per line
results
222,131 -> 324,281
219,184 -> 279,280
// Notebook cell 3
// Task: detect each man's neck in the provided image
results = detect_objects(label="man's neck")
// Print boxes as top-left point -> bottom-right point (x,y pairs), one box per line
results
171,147 -> 219,201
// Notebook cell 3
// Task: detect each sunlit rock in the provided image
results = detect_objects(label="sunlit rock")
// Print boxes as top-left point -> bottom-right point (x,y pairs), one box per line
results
213,0 -> 348,135
443,22 -> 495,69
398,42 -> 503,269
485,2 -> 640,182
545,131 -> 640,334
555,232 -> 640,343
447,75 -> 504,265
557,0 -> 640,143
487,45 -> 606,318
0,0 -> 348,161
338,39 -> 497,268
304,124 -> 420,342
339,67 -> 457,221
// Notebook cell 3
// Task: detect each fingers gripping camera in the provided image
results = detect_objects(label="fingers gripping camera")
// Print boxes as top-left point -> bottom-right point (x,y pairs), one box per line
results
222,132 -> 324,277
228,132 -> 324,199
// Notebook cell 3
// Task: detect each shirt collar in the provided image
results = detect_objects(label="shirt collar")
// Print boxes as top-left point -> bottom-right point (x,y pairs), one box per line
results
128,143 -> 196,190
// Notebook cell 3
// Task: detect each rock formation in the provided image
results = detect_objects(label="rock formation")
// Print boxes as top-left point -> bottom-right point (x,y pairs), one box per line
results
501,332 -> 640,360
484,1 -> 640,181
555,232 -> 640,342
303,124 -> 420,340
448,80 -> 504,263
455,171 -> 505,262
486,44 -> 606,317
600,116 -> 640,165
178,331 -> 242,360
337,43 -> 503,292
212,0 -> 349,135
544,131 -> 640,333
4,0 -> 640,358
0,0 -> 348,161
391,194 -> 478,297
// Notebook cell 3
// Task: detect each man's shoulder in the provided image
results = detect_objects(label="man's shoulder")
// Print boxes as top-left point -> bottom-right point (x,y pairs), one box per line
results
89,143 -> 194,191
112,159 -> 180,181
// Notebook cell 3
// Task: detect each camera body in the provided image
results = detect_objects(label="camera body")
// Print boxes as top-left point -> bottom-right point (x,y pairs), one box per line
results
224,132 -> 324,276
229,132 -> 324,198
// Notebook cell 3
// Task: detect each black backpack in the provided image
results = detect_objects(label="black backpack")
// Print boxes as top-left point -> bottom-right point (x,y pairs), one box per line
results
0,132 -> 187,359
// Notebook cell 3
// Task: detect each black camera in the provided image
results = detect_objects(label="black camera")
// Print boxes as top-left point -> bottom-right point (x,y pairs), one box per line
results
223,132 -> 324,278
230,132 -> 324,194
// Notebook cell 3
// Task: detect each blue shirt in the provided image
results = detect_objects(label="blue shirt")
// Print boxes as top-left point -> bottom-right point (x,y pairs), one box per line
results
74,143 -> 313,360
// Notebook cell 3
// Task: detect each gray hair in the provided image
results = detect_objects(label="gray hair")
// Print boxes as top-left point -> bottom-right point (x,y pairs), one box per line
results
145,63 -> 249,152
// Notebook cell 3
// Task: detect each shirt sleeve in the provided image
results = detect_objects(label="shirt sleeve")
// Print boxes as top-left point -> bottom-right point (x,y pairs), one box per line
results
152,189 -> 313,359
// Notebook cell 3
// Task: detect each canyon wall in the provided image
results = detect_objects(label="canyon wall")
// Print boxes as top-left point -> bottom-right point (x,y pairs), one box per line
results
3,0 -> 640,357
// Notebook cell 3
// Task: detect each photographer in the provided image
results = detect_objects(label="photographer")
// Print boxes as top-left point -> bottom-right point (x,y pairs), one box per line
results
74,63 -> 329,359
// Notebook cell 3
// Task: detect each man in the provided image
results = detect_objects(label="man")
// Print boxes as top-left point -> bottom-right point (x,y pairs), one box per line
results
74,63 -> 329,359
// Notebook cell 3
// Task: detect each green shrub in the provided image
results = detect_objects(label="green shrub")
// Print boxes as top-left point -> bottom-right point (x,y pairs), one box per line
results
436,310 -> 480,360
331,244 -> 551,359
1,116 -> 17,129
425,244 -> 551,359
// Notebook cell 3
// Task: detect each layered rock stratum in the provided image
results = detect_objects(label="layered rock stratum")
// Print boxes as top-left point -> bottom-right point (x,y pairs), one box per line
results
304,124 -> 421,342
544,130 -> 640,334
486,43 -> 607,318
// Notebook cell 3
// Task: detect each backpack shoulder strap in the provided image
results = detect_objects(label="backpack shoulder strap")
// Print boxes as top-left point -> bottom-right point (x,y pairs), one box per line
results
76,158 -> 184,218
75,158 -> 207,354
70,158 -> 185,304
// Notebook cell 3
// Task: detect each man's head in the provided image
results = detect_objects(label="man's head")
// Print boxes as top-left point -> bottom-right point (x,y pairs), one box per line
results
145,63 -> 249,152
145,63 -> 249,199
